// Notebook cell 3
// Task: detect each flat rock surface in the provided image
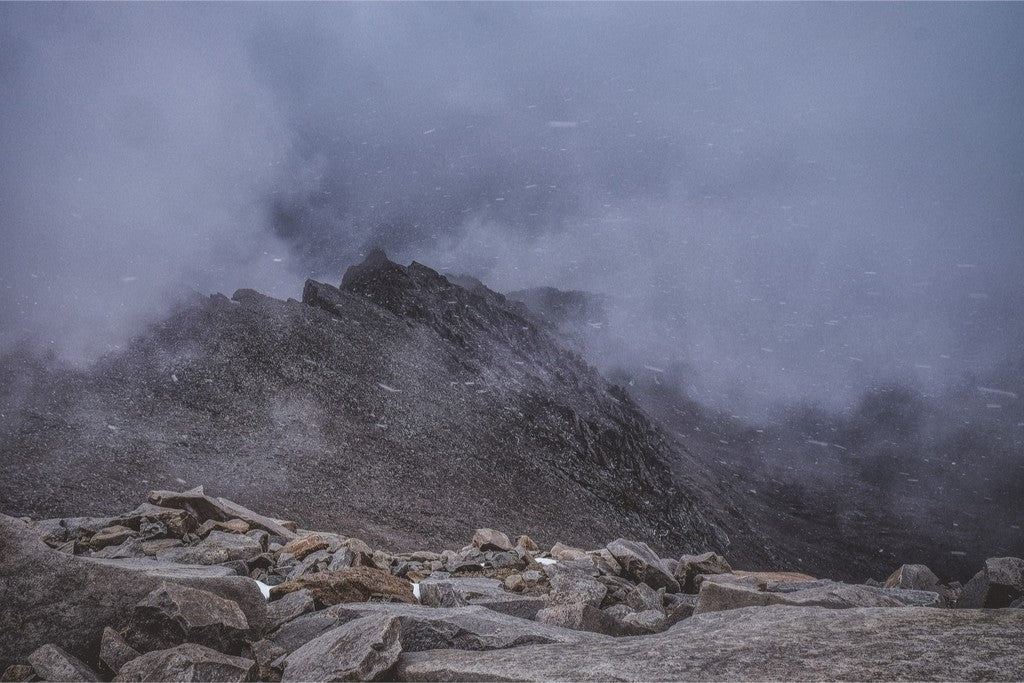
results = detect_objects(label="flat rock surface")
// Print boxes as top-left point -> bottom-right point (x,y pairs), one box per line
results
395,606 -> 1024,681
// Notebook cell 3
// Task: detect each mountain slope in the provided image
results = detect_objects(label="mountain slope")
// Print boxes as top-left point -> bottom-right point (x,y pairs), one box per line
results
0,252 -> 758,562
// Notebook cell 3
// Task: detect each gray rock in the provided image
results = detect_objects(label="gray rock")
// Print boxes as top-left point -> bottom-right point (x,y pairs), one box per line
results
113,643 -> 255,682
147,488 -> 297,541
125,582 -> 251,655
959,557 -> 1024,608
89,525 -> 139,550
156,531 -> 263,566
0,514 -> 265,671
472,528 -> 513,552
417,576 -> 543,619
27,645 -> 99,682
281,615 -> 401,682
694,580 -> 927,615
549,542 -> 588,562
546,567 -> 607,608
116,504 -> 198,538
393,606 -> 1024,681
266,589 -> 316,632
99,627 -> 139,675
535,603 -> 636,637
675,551 -> 731,592
92,537 -> 146,560
622,608 -> 666,633
626,582 -> 664,614
605,539 -> 680,593
250,639 -> 286,682
0,665 -> 33,682
341,602 -> 609,650
884,563 -> 952,605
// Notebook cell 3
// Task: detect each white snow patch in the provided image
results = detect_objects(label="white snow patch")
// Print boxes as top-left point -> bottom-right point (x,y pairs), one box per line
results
254,580 -> 272,600
412,583 -> 421,601
806,440 -> 830,447
536,557 -> 557,565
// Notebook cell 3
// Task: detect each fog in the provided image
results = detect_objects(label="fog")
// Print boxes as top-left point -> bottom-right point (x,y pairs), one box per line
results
2,2 -> 1023,417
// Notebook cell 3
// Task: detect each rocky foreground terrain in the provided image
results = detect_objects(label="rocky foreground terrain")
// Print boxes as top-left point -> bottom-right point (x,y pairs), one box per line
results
2,486 -> 1022,681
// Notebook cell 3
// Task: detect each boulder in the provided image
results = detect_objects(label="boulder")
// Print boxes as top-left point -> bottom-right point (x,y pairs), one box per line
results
622,609 -> 666,633
694,580 -> 923,615
605,539 -> 680,593
392,606 -> 1024,681
0,665 -> 33,682
549,542 -> 588,562
280,534 -> 328,561
147,488 -> 296,540
117,504 -> 197,538
89,525 -> 139,550
675,552 -> 731,592
99,627 -> 140,675
959,557 -> 1024,608
516,535 -> 540,553
196,519 -> 250,537
471,529 -> 513,552
546,566 -> 607,608
266,589 -> 316,632
534,603 -> 636,637
0,514 -> 265,670
156,531 -> 263,565
280,615 -> 401,682
269,566 -> 415,606
419,577 -> 545,619
124,582 -> 251,655
626,583 -> 664,614
27,645 -> 99,682
112,644 -> 255,682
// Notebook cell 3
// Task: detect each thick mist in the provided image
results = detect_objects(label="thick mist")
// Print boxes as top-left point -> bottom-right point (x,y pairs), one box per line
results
2,3 -> 1023,417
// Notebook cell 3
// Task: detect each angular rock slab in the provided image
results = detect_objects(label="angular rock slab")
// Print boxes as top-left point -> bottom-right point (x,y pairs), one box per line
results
0,514 -> 265,670
125,582 -> 250,655
606,539 -> 680,593
694,580 -> 930,615
395,606 -> 1024,681
281,614 -> 401,682
113,643 -> 255,682
960,557 -> 1024,608
270,565 -> 415,606
27,644 -> 99,682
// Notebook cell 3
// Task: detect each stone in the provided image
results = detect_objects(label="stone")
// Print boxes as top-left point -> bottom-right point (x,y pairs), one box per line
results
516,535 -> 540,553
280,534 -> 328,561
419,576 -> 544,619
959,557 -> 1024,608
622,608 -> 666,633
250,639 -> 286,682
92,537 -> 146,560
148,488 -> 297,540
546,566 -> 607,608
269,566 -> 415,606
731,570 -> 816,586
489,551 -> 523,569
99,627 -> 139,675
90,525 -> 139,550
266,589 -> 316,631
535,603 -> 636,637
196,518 -> 250,537
342,602 -> 608,650
112,644 -> 255,682
606,539 -> 680,593
280,615 -> 401,682
471,528 -> 513,552
157,531 -> 263,565
27,644 -> 99,682
693,580 -> 921,615
626,583 -> 664,614
393,606 -> 1024,681
0,666 -> 33,682
143,539 -> 184,556
588,548 -> 622,576
675,552 -> 731,592
117,504 -> 198,538
504,574 -> 526,592
0,514 -> 265,670
125,582 -> 251,655
549,542 -> 588,562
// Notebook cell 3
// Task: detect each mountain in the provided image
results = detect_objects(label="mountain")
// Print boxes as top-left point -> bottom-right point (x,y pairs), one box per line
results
0,252 -> 766,565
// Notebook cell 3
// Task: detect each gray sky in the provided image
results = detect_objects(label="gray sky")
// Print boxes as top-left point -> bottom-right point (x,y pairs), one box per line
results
2,2 -> 1022,416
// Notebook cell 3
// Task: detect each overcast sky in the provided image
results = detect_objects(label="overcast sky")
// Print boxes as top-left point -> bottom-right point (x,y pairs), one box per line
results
2,2 -> 1022,415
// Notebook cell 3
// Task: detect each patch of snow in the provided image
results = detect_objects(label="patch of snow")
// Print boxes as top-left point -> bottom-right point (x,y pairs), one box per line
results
412,583 -> 421,601
536,557 -> 557,565
806,440 -> 830,447
254,580 -> 272,600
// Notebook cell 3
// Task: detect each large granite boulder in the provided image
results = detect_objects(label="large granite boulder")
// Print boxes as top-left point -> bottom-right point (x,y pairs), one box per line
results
27,645 -> 99,682
112,644 -> 255,682
394,606 -> 1024,681
280,615 -> 402,682
694,580 -> 934,614
605,539 -> 680,593
959,557 -> 1024,608
675,552 -> 731,592
0,514 -> 265,670
124,582 -> 251,655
